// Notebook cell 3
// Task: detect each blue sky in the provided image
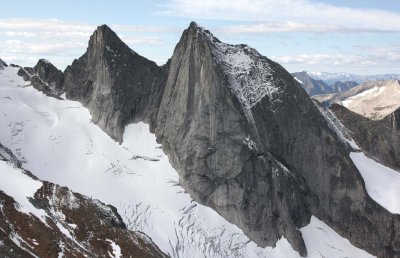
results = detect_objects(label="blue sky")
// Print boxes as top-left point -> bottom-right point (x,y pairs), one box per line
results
0,0 -> 399,74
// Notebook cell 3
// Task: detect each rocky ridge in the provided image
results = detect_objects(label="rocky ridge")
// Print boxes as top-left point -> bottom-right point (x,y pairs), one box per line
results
292,71 -> 358,96
313,79 -> 400,119
17,59 -> 64,98
330,104 -> 400,171
292,71 -> 331,95
0,143 -> 166,258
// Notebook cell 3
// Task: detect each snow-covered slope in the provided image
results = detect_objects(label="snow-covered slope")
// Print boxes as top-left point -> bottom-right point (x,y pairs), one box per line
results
350,152 -> 400,214
0,65 -> 378,257
0,144 -> 166,257
340,79 -> 400,120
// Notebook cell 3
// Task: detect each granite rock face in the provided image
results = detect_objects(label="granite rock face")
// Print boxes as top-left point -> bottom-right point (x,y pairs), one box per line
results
153,23 -> 312,255
384,107 -> 400,132
17,59 -> 64,98
63,25 -> 164,141
61,23 -> 400,257
330,103 -> 400,170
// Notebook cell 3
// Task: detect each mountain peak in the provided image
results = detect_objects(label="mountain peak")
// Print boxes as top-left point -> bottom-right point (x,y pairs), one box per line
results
188,21 -> 199,30
35,58 -> 58,70
87,24 -> 126,53
0,58 -> 7,69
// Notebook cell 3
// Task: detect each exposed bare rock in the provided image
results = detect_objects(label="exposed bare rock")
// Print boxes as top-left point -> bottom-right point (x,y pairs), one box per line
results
17,59 -> 64,98
383,107 -> 400,132
61,22 -> 400,257
63,25 -> 165,141
330,103 -> 400,170
314,79 -> 400,120
0,58 -> 7,69
292,71 -> 331,95
0,144 -> 167,258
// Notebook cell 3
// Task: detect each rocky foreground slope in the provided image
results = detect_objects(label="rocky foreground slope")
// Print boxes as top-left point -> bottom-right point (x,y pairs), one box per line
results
58,23 -> 400,257
0,144 -> 166,258
3,22 -> 400,257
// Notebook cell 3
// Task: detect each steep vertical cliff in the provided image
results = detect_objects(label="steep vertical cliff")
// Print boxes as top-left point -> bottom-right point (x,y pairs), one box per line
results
63,25 -> 165,141
330,103 -> 400,170
61,22 -> 400,257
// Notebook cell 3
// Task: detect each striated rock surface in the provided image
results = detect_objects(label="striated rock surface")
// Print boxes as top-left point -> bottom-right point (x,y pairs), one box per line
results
384,107 -> 400,132
63,25 -> 165,141
330,103 -> 400,170
61,22 -> 400,257
0,143 -> 167,258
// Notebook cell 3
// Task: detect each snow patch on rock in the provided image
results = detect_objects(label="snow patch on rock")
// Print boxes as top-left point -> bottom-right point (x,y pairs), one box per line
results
198,27 -> 279,109
350,152 -> 400,214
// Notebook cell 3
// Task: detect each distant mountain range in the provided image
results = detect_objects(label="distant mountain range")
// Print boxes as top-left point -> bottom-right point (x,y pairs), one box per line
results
292,71 -> 400,96
314,79 -> 400,120
292,71 -> 358,96
307,71 -> 400,85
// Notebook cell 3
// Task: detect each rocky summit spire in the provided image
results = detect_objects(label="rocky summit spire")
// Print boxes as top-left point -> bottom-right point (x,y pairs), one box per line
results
153,22 -> 400,257
63,24 -> 162,141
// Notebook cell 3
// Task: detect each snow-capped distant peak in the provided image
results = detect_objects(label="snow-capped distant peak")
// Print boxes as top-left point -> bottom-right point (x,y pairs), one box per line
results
307,71 -> 400,84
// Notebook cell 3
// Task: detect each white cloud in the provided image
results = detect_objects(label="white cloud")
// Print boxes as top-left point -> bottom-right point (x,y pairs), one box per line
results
0,18 -> 171,69
121,36 -> 163,45
3,31 -> 38,37
0,18 -> 174,34
161,0 -> 400,33
222,22 -> 396,34
271,47 -> 400,67
0,18 -> 94,32
1,39 -> 86,55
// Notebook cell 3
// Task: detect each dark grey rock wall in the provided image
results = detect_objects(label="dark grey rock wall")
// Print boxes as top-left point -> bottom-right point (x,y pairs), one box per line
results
16,59 -> 64,98
63,25 -> 163,141
292,71 -> 331,95
330,103 -> 400,170
60,23 -> 400,257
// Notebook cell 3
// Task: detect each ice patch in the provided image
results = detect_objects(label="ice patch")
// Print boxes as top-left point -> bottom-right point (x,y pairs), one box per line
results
199,28 -> 278,109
